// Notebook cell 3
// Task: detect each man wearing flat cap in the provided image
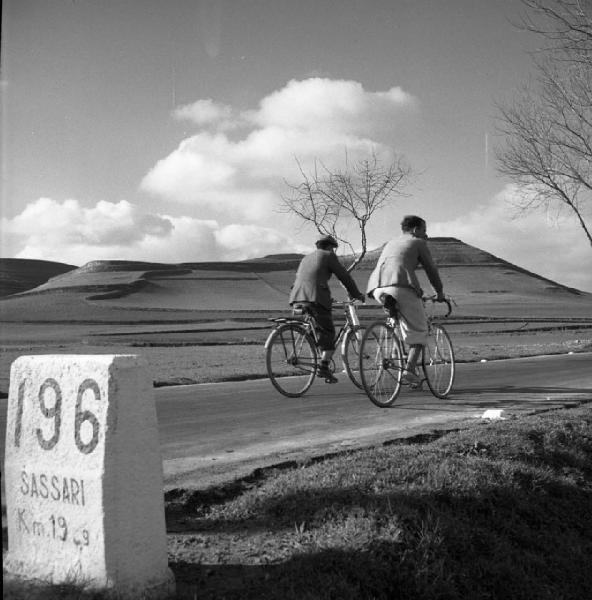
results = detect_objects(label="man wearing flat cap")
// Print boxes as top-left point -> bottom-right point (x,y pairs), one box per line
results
290,235 -> 365,382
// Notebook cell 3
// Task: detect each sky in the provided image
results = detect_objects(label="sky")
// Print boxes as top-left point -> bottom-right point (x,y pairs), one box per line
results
1,0 -> 591,292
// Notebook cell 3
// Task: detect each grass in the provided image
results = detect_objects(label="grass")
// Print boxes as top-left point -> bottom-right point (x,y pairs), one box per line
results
1,323 -> 591,396
164,404 -> 592,599
6,404 -> 591,599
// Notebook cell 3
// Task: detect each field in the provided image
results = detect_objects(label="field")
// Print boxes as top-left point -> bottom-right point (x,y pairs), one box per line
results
1,315 -> 592,397
1,241 -> 592,394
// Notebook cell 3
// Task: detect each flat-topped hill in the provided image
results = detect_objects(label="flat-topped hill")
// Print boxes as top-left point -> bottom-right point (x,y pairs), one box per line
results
418,237 -> 502,265
350,237 -> 502,269
1,238 -> 590,319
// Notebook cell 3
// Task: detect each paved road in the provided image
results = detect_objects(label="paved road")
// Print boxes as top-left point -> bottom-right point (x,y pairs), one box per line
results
1,353 -> 591,493
155,352 -> 592,489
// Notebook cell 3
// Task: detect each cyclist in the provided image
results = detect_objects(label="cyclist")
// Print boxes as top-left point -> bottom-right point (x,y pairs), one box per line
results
366,215 -> 445,387
289,234 -> 365,383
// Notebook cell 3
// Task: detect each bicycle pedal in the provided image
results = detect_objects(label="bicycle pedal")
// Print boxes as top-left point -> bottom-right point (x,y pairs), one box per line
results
402,375 -> 422,389
324,376 -> 338,384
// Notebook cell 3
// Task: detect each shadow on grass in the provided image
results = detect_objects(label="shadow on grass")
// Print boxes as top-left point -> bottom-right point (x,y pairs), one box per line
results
164,404 -> 592,519
167,411 -> 592,599
170,481 -> 592,600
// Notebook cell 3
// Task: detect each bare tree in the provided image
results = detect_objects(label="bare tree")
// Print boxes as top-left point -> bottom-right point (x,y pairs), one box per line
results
496,0 -> 592,247
282,152 -> 412,272
519,0 -> 592,60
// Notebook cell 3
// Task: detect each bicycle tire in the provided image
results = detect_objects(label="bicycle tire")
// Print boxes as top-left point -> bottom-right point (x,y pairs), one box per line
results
341,325 -> 365,390
265,323 -> 318,397
359,321 -> 404,407
422,324 -> 455,399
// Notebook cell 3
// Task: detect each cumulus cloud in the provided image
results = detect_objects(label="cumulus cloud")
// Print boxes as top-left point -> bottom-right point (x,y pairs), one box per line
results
250,78 -> 415,135
141,78 -> 417,221
173,99 -> 235,128
2,198 -> 304,265
430,185 -> 592,293
3,198 -> 173,247
142,134 -> 237,197
214,223 -> 296,259
4,80 -> 416,266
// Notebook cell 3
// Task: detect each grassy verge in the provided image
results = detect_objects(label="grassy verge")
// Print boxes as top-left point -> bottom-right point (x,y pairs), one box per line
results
6,404 -> 591,599
165,403 -> 592,599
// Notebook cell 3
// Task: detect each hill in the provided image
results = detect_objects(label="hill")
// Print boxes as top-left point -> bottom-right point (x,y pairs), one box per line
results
0,258 -> 76,297
0,239 -> 590,320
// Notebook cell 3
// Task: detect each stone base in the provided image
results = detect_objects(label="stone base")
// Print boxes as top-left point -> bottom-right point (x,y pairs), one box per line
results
3,562 -> 176,599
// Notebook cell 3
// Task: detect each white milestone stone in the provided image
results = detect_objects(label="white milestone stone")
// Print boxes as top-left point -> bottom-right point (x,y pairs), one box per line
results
3,355 -> 175,597
481,409 -> 505,420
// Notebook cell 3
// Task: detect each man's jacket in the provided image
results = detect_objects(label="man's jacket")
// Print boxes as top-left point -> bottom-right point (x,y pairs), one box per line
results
289,249 -> 362,309
366,236 -> 443,299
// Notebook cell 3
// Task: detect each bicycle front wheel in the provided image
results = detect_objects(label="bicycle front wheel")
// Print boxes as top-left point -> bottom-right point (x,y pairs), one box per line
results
359,321 -> 404,408
265,323 -> 318,397
422,324 -> 455,398
341,325 -> 365,389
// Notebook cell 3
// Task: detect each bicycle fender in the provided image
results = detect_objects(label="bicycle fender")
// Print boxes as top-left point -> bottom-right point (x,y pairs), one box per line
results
267,317 -> 305,325
340,325 -> 363,354
264,324 -> 304,348
264,330 -> 275,349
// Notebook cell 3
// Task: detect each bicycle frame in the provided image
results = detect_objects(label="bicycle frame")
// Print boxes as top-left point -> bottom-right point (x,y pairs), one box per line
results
334,300 -> 363,354
267,299 -> 361,353
358,295 -> 454,406
265,299 -> 364,387
388,296 -> 452,358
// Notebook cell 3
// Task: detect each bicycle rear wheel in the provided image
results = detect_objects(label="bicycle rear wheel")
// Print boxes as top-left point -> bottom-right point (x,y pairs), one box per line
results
341,325 -> 365,389
422,324 -> 455,398
265,323 -> 318,397
359,321 -> 404,407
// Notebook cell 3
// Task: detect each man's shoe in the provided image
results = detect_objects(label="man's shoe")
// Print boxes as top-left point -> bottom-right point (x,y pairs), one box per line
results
401,371 -> 422,389
317,366 -> 338,383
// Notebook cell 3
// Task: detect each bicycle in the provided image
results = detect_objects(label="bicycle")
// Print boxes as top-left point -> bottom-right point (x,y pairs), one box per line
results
358,295 -> 455,408
265,299 -> 365,397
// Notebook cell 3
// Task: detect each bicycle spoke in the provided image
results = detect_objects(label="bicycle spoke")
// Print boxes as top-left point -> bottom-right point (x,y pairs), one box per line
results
359,322 -> 403,407
287,328 -> 315,372
283,327 -> 316,374
342,326 -> 365,389
422,324 -> 455,398
266,324 -> 317,397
